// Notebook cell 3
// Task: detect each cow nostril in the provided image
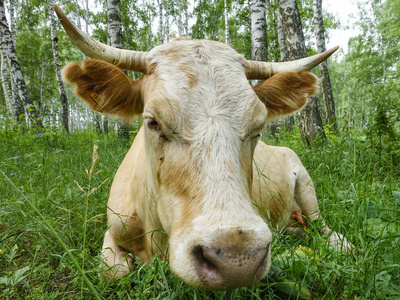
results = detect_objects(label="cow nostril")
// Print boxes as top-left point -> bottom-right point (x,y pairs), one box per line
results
192,246 -> 221,281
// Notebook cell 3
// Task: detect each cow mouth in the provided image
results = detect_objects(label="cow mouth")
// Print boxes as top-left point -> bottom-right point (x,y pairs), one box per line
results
192,246 -> 222,284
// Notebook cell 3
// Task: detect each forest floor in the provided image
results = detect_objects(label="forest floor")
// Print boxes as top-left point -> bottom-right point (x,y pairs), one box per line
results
1,127 -> 399,299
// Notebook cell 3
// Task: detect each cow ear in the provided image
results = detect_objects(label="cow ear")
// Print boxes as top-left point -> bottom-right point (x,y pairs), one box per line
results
253,71 -> 318,121
63,60 -> 144,122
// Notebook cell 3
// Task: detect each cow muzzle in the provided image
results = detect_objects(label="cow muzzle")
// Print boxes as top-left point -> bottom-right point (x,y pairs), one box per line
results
170,224 -> 272,290
192,242 -> 270,289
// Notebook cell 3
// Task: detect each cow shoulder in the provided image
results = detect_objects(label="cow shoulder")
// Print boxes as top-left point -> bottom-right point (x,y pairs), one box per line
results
253,71 -> 318,121
63,60 -> 144,122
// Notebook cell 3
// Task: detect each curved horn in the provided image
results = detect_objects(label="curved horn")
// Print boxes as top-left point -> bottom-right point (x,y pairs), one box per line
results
244,46 -> 339,80
53,4 -> 147,72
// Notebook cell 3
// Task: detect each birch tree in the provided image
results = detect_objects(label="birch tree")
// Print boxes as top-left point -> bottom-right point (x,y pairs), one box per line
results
1,42 -> 22,121
183,0 -> 188,36
49,1 -> 69,132
157,0 -> 164,43
165,1 -> 170,42
224,0 -> 230,44
278,0 -> 325,145
276,6 -> 288,61
0,0 -> 42,127
108,0 -> 131,137
313,0 -> 336,130
1,46 -> 12,117
108,0 -> 124,49
251,0 -> 268,62
5,0 -> 20,121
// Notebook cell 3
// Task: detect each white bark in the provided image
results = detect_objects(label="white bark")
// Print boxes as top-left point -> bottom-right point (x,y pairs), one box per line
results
278,0 -> 325,144
177,0 -> 183,36
1,45 -> 13,117
165,1 -> 171,42
157,0 -> 164,43
107,0 -> 124,49
277,7 -> 288,61
49,0 -> 69,132
224,0 -> 230,44
251,0 -> 268,61
313,0 -> 336,129
0,0 -> 41,127
183,0 -> 188,36
278,0 -> 307,59
39,59 -> 48,120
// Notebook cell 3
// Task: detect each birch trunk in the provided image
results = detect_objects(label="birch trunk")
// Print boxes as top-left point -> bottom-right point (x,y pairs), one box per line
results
39,59 -> 48,122
8,0 -> 14,37
157,0 -> 164,43
1,44 -> 15,119
108,0 -> 130,137
49,1 -> 69,132
108,0 -> 124,49
177,0 -> 183,37
5,0 -> 21,121
313,0 -> 337,130
85,0 -> 89,33
278,0 -> 325,145
251,0 -> 268,62
224,0 -> 230,44
0,0 -> 42,127
183,0 -> 188,36
165,1 -> 170,42
276,7 -> 288,61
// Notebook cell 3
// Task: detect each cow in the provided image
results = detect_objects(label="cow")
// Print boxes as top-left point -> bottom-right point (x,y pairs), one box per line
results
54,5 -> 352,290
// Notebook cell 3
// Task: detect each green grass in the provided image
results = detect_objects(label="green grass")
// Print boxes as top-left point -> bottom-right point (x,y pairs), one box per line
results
1,126 -> 399,299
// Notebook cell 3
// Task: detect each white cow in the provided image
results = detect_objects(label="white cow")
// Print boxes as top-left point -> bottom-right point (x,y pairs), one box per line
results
55,5 -> 351,290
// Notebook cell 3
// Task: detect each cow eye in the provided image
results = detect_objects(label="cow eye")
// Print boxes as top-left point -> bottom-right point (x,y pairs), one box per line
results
147,118 -> 161,131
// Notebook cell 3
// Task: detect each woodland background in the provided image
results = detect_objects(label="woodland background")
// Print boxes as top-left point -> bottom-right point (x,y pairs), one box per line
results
0,0 -> 400,299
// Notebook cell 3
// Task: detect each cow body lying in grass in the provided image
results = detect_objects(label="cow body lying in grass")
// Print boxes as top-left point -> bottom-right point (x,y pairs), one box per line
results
54,5 -> 351,290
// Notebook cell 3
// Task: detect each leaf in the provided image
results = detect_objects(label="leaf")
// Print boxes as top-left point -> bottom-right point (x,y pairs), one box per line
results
13,266 -> 30,284
274,282 -> 314,300
365,218 -> 397,237
392,191 -> 400,206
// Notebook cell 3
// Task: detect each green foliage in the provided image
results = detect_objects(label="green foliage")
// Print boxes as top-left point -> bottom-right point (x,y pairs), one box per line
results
1,124 -> 399,299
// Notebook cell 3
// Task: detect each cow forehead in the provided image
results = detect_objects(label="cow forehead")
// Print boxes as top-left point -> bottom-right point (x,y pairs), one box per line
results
144,39 -> 267,137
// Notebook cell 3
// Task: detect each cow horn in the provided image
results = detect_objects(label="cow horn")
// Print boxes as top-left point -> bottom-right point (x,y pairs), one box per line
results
244,46 -> 339,80
53,4 -> 147,73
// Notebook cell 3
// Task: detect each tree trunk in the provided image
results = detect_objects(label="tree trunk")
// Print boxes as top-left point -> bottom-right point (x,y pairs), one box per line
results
85,0 -> 89,34
278,0 -> 325,145
39,59 -> 48,122
49,1 -> 69,133
313,0 -> 337,130
108,0 -> 124,49
0,0 -> 42,128
157,0 -> 164,43
1,44 -> 15,119
210,0 -> 217,40
164,1 -> 170,42
103,116 -> 109,133
108,0 -> 130,138
276,8 -> 288,61
224,0 -> 230,44
177,0 -> 183,37
183,0 -> 188,36
3,0 -> 22,123
251,0 -> 268,62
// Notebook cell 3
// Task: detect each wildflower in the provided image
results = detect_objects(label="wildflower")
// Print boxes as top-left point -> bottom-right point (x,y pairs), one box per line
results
0,249 -> 4,255
13,245 -> 18,252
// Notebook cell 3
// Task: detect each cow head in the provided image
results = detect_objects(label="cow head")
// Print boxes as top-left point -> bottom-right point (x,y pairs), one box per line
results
55,5 -> 335,290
